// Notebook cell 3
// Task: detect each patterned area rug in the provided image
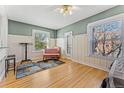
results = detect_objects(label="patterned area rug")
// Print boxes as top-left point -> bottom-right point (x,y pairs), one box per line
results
16,59 -> 64,78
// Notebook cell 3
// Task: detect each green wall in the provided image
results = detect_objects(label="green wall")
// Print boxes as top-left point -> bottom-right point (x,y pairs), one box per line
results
8,6 -> 124,38
8,20 -> 56,38
57,5 -> 124,38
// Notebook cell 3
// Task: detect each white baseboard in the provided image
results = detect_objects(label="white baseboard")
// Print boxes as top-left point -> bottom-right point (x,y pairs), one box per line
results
66,57 -> 109,72
81,61 -> 108,72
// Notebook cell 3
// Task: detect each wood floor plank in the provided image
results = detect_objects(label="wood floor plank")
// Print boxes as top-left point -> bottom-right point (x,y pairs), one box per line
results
48,66 -> 92,88
73,68 -> 107,88
0,59 -> 108,88
18,62 -> 84,88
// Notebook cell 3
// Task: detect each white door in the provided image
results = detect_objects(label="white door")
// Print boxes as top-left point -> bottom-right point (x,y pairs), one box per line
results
64,31 -> 73,58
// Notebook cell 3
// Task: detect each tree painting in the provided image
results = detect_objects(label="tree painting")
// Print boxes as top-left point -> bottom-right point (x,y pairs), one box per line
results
91,20 -> 122,58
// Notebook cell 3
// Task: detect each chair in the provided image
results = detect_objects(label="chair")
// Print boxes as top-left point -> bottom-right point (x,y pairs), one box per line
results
5,55 -> 16,77
43,47 -> 61,60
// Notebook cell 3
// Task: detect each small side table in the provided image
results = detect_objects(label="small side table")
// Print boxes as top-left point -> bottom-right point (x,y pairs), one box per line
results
19,43 -> 32,64
5,55 -> 16,77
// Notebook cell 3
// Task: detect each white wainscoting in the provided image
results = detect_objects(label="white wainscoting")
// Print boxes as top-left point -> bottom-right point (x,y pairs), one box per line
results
8,35 -> 56,62
57,34 -> 112,71
0,49 -> 6,81
56,37 -> 65,56
0,6 -> 8,82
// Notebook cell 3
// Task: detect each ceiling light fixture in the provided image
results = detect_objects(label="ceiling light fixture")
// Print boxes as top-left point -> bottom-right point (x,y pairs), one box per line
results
59,5 -> 73,16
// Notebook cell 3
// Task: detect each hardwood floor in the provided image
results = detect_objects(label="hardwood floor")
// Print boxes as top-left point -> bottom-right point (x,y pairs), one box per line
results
0,58 -> 108,88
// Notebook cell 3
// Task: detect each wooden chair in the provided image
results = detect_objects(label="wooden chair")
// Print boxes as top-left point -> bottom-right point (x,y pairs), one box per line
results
5,55 -> 16,77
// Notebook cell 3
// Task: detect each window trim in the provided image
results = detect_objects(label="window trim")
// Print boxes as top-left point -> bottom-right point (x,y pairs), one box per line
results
32,29 -> 50,52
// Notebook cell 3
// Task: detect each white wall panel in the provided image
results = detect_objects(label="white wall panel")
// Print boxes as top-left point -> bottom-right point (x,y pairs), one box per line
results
56,38 -> 65,57
8,35 -> 56,62
49,39 -> 56,48
78,35 -> 83,62
57,34 -> 112,71
0,5 -> 8,82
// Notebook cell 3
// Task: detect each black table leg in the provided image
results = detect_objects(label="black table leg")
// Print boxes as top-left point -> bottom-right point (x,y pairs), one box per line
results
14,58 -> 16,74
20,43 -> 32,64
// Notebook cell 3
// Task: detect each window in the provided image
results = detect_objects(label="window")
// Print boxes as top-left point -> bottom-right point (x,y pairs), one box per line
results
32,29 -> 50,51
64,31 -> 72,57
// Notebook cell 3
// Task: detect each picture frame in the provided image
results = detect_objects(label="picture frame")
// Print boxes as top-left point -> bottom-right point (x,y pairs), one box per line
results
87,14 -> 124,60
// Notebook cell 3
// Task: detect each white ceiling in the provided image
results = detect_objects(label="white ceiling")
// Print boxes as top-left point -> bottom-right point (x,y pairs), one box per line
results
6,5 -> 116,30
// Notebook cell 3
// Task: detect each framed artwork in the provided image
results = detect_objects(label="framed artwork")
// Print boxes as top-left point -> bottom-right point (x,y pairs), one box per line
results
87,14 -> 124,60
32,29 -> 50,52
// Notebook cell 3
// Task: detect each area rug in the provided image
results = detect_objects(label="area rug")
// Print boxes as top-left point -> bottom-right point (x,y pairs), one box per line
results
16,59 -> 64,78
